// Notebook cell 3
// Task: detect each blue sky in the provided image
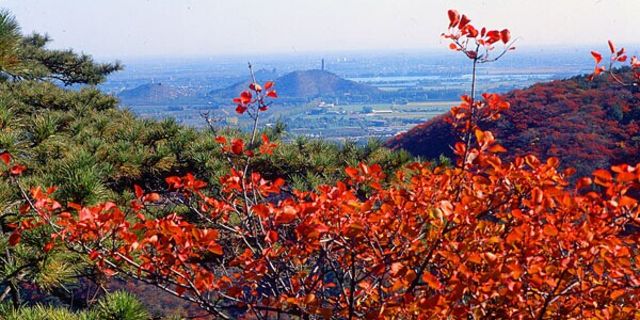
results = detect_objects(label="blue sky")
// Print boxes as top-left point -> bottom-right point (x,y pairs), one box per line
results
1,0 -> 638,58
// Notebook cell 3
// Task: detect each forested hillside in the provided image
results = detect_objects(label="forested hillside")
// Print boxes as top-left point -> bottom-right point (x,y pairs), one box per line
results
211,69 -> 380,102
388,69 -> 640,177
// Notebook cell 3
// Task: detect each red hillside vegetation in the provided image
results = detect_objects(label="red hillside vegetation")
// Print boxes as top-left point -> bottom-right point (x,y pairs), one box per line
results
388,69 -> 640,177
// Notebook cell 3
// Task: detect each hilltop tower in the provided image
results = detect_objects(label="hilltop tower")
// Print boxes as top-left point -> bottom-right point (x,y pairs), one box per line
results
321,58 -> 325,71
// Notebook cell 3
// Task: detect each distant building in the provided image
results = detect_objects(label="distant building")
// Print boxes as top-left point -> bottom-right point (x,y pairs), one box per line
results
317,101 -> 335,108
372,109 -> 394,114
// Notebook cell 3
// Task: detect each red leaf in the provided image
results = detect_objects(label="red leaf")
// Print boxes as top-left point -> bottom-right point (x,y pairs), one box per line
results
543,224 -> 558,237
345,166 -> 359,179
593,263 -> 604,276
249,83 -> 262,92
610,289 -> 625,300
8,231 -> 21,246
215,136 -> 227,144
144,193 -> 161,203
209,243 -> 223,255
466,25 -> 479,38
252,203 -> 272,219
591,51 -> 603,64
593,169 -> 612,182
488,144 -> 507,153
235,105 -> 247,114
276,206 -> 297,225
500,29 -> 511,44
165,176 -> 182,189
486,30 -> 501,44
231,139 -> 244,155
619,196 -> 637,207
79,208 -> 93,222
0,152 -> 10,165
265,230 -> 278,243
134,184 -> 144,199
608,40 -> 616,54
422,272 -> 442,290
10,164 -> 26,175
88,250 -> 100,260
43,241 -> 55,253
447,9 -> 460,28
264,81 -> 274,90
459,14 -> 470,29
267,90 -> 278,98
239,91 -> 252,104
576,177 -> 592,190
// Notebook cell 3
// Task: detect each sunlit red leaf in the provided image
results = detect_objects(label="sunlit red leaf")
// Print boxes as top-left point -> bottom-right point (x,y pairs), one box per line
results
422,272 -> 442,290
231,139 -> 244,155
543,224 -> 558,237
265,230 -> 278,243
236,105 -> 247,114
239,91 -> 252,104
611,289 -> 625,300
215,136 -> 227,144
591,51 -> 603,64
459,14 -> 470,29
500,29 -> 510,43
249,82 -> 262,92
608,40 -> 616,54
8,231 -> 20,246
134,184 -> 144,199
144,193 -> 161,203
345,166 -> 359,179
0,152 -> 10,165
10,164 -> 26,175
43,241 -> 55,253
447,9 -> 460,28
276,206 -> 297,224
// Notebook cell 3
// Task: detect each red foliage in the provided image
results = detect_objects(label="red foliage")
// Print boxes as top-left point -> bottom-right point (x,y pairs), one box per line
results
233,80 -> 277,114
389,69 -> 640,178
589,40 -> 639,83
443,11 -> 515,63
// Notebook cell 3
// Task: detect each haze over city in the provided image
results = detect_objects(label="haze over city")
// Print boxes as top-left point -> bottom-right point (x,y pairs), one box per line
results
2,0 -> 639,58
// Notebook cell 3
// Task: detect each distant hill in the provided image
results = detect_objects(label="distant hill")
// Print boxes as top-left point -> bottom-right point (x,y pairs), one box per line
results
118,82 -> 196,104
387,70 -> 640,177
211,69 -> 381,101
211,68 -> 280,98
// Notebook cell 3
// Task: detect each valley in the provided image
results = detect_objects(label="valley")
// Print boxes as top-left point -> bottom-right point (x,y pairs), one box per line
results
103,49 -> 594,143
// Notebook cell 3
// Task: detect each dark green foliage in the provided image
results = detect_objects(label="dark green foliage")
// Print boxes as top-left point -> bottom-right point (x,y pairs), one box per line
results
0,291 -> 151,320
0,10 -> 23,79
93,291 -> 150,320
19,33 -> 122,86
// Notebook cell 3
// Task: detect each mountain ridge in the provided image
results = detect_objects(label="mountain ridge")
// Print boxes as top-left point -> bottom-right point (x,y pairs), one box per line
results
210,69 -> 381,100
387,70 -> 640,177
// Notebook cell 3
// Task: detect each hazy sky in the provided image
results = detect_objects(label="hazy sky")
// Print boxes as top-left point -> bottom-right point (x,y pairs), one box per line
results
1,0 -> 638,58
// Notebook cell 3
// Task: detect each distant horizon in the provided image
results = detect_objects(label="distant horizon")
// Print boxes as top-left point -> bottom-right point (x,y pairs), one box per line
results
94,44 -> 640,64
2,0 -> 639,60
